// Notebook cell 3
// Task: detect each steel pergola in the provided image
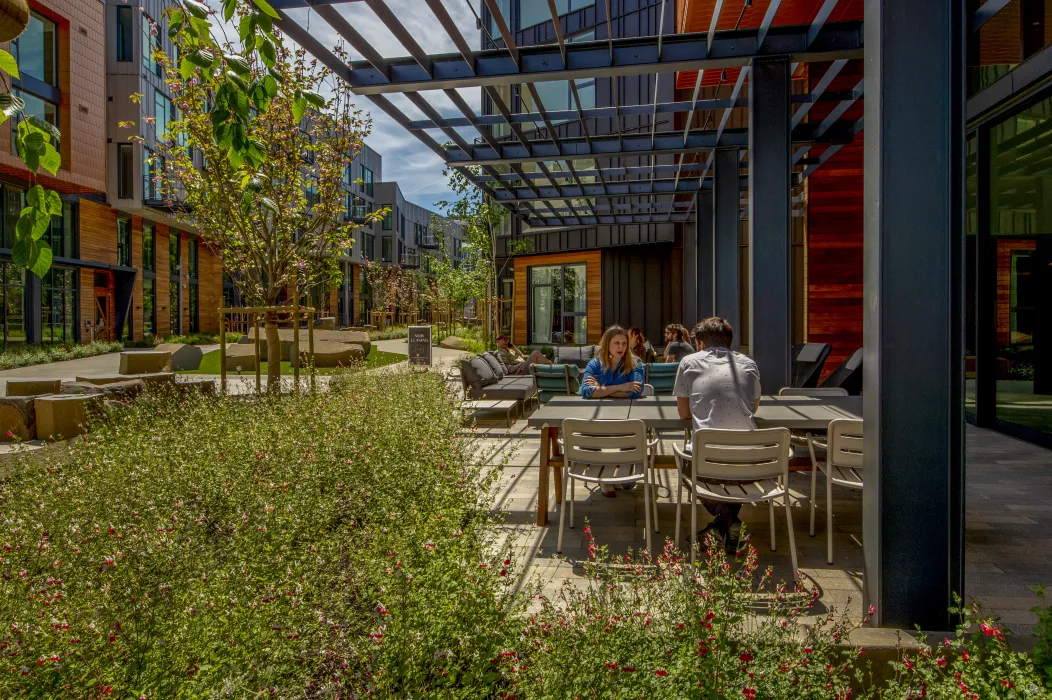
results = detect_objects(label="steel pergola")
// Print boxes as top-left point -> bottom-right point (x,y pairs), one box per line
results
270,0 -> 873,228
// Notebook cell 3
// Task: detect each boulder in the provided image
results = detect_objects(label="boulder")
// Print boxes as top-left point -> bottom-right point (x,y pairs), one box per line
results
315,317 -> 336,330
155,343 -> 204,371
176,378 -> 217,395
118,350 -> 172,375
63,379 -> 146,401
223,343 -> 259,372
291,340 -> 367,368
76,373 -> 174,389
439,336 -> 471,351
241,328 -> 371,359
35,395 -> 101,441
0,397 -> 36,441
5,379 -> 61,397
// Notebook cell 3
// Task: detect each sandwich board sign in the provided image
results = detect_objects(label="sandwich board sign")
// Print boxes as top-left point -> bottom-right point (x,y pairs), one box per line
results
408,325 -> 432,366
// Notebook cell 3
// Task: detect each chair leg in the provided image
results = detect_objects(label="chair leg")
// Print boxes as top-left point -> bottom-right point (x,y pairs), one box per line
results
769,499 -> 777,551
643,468 -> 652,554
826,468 -> 834,565
784,491 -> 800,583
557,470 -> 569,554
651,461 -> 660,533
809,461 -> 819,537
674,465 -> 682,547
689,477 -> 697,565
569,477 -> 576,529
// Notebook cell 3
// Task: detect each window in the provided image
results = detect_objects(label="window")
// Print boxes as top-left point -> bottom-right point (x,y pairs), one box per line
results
117,216 -> 132,267
40,266 -> 77,344
169,229 -> 181,335
46,201 -> 76,259
361,232 -> 375,261
155,91 -> 172,140
117,6 -> 133,62
187,238 -> 199,333
521,31 -> 595,120
117,144 -> 134,199
381,236 -> 393,263
304,179 -> 319,208
169,228 -> 180,275
144,149 -> 162,201
382,207 -> 393,230
486,0 -> 510,40
0,262 -> 26,345
528,263 -> 587,345
142,223 -> 156,338
399,214 -> 406,239
360,165 -> 374,197
14,13 -> 57,87
13,89 -> 59,149
520,0 -> 595,29
1,185 -> 22,249
142,14 -> 162,78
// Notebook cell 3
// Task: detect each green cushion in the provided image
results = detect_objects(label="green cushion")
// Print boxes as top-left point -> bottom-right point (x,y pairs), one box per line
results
645,362 -> 680,395
531,364 -> 580,402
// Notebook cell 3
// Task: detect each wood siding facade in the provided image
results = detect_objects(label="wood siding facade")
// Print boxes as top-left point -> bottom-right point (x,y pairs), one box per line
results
513,250 -> 602,346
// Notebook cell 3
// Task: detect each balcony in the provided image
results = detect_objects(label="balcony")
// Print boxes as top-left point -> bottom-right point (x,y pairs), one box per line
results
400,248 -> 420,268
417,233 -> 440,248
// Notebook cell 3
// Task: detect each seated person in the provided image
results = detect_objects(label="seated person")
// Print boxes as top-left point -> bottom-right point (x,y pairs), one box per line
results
673,317 -> 762,554
663,324 -> 695,362
582,325 -> 645,496
495,335 -> 552,374
629,327 -> 657,364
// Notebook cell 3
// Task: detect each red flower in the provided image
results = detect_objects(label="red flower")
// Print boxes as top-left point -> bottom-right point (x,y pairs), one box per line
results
742,688 -> 757,700
621,666 -> 635,673
655,669 -> 668,677
739,652 -> 754,663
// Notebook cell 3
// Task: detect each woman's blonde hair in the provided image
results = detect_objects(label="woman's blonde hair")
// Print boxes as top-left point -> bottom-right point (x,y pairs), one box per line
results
597,325 -> 636,374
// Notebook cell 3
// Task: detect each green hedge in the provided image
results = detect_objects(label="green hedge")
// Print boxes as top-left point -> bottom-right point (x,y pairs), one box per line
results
0,341 -> 123,370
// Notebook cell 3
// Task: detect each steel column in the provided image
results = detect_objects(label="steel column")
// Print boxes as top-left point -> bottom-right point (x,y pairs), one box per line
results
697,191 -> 715,320
862,0 -> 965,630
748,56 -> 792,393
713,148 -> 740,349
974,126 -> 996,427
684,203 -> 698,326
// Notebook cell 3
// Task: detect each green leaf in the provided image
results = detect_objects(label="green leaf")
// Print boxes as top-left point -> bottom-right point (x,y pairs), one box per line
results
222,0 -> 237,23
39,144 -> 61,176
10,235 -> 28,268
43,189 -> 62,216
224,54 -> 251,76
27,241 -> 52,278
21,146 -> 39,172
252,0 -> 281,19
180,57 -> 195,80
22,131 -> 45,153
303,91 -> 326,109
0,93 -> 22,123
291,95 -> 307,124
262,75 -> 278,99
25,115 -> 60,143
183,0 -> 210,19
188,49 -> 214,69
31,211 -> 51,241
25,185 -> 43,209
261,197 -> 278,213
0,49 -> 19,79
258,39 -> 276,68
238,15 -> 255,43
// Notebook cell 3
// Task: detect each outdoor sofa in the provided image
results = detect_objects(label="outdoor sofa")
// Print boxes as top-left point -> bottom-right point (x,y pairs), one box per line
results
459,352 -> 539,412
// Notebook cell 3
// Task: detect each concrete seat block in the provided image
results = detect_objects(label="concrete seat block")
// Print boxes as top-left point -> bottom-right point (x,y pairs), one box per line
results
35,395 -> 100,441
155,343 -> 204,371
63,379 -> 147,401
76,373 -> 174,388
243,329 -> 372,360
119,351 -> 172,375
291,341 -> 366,368
315,317 -> 336,330
176,378 -> 216,394
0,397 -> 36,441
223,343 -> 260,372
5,379 -> 62,397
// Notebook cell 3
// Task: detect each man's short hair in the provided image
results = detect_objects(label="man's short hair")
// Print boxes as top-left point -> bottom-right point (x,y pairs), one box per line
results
693,317 -> 734,349
495,334 -> 510,343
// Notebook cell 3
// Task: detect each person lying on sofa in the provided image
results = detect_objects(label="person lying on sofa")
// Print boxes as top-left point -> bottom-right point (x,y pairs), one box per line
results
495,335 -> 552,375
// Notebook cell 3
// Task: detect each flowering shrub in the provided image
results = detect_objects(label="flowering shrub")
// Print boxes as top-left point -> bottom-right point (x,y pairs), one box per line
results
0,369 -> 514,696
1033,587 -> 1052,687
0,340 -> 123,370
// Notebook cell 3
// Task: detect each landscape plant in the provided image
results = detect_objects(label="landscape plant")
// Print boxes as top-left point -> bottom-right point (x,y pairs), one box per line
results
0,340 -> 123,370
138,0 -> 382,389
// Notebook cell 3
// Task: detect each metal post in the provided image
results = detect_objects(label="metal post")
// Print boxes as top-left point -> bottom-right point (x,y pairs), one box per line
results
254,314 -> 261,394
292,275 -> 300,391
713,147 -> 740,349
308,311 -> 315,394
748,55 -> 792,394
863,0 -> 965,630
683,207 -> 697,326
974,126 -> 996,426
697,190 -> 715,320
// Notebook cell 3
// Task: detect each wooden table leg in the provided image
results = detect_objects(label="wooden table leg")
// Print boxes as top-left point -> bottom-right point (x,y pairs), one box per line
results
552,427 -> 563,506
538,425 -> 551,526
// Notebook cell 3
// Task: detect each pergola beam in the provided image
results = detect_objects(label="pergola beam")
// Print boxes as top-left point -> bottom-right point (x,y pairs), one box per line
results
488,176 -> 746,202
347,23 -> 864,94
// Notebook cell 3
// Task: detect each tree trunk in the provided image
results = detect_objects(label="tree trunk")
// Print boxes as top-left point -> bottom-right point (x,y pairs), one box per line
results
265,313 -> 281,392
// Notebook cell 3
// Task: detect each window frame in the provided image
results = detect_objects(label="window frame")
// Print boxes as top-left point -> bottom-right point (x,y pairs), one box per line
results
117,215 -> 132,268
116,6 -> 133,62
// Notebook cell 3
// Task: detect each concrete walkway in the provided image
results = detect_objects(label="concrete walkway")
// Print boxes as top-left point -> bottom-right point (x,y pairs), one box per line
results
0,352 -> 125,395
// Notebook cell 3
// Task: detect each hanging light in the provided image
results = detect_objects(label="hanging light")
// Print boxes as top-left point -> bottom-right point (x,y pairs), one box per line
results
0,0 -> 29,44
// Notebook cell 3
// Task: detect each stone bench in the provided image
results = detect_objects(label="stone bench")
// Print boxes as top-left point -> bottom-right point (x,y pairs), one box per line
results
5,379 -> 62,397
35,395 -> 101,441
176,378 -> 217,395
290,340 -> 366,368
315,317 -> 336,330
0,396 -> 37,441
119,351 -> 172,375
155,343 -> 203,371
63,379 -> 146,401
76,373 -> 175,388
223,343 -> 259,372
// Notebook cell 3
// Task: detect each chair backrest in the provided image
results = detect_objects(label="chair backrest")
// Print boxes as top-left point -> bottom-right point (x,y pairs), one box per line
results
643,361 -> 680,395
561,419 -> 648,467
553,345 -> 598,369
819,348 -> 863,395
827,419 -> 864,470
641,383 -> 655,397
791,343 -> 832,388
777,387 -> 849,397
690,428 -> 790,482
531,364 -> 580,403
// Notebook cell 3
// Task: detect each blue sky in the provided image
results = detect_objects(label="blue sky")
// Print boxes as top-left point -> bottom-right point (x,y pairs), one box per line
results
263,1 -> 485,212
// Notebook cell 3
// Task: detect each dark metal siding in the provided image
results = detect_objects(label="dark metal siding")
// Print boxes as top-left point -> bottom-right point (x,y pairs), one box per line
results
601,242 -> 683,343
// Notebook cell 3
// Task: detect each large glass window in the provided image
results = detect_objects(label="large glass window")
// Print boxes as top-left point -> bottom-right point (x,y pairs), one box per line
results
47,201 -> 76,259
14,13 -> 57,87
2,185 -> 22,249
381,236 -> 393,263
116,6 -> 133,62
155,91 -> 172,140
0,262 -> 26,345
521,0 -> 595,29
360,165 -> 374,197
117,143 -> 134,199
142,14 -> 162,78
142,223 -> 155,272
520,31 -> 596,121
187,236 -> 199,333
985,92 -> 1052,438
143,223 -> 156,337
40,266 -> 76,344
169,229 -> 181,335
528,263 -> 587,345
117,216 -> 132,267
14,90 -> 59,145
382,207 -> 393,230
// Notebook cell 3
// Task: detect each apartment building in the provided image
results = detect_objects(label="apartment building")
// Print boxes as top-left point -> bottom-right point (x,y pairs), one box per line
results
0,0 -> 457,345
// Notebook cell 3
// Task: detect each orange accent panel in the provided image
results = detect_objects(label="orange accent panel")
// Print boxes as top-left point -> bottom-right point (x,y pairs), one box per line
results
513,250 -> 602,347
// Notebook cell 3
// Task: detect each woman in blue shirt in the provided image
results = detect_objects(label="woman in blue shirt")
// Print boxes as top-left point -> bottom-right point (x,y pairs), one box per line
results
582,325 -> 645,399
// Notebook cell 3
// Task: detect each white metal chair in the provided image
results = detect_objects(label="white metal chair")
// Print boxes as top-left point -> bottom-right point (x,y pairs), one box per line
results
808,419 -> 864,564
557,419 -> 656,554
673,428 -> 798,579
777,387 -> 850,397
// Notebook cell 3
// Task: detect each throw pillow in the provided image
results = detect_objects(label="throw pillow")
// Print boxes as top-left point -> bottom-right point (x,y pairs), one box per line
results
480,352 -> 505,379
492,350 -> 509,373
465,356 -> 497,390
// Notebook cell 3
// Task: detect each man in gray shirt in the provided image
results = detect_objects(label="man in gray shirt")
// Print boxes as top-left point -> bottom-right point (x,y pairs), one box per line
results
673,317 -> 762,553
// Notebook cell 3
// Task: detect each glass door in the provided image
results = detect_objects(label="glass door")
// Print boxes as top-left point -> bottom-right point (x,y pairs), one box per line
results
529,263 -> 587,345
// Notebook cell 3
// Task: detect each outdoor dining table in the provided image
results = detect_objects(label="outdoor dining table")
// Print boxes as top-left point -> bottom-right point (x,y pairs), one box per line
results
526,394 -> 863,526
